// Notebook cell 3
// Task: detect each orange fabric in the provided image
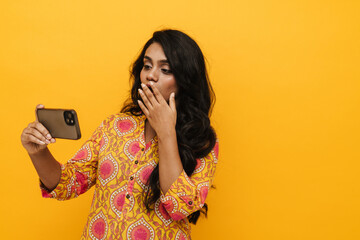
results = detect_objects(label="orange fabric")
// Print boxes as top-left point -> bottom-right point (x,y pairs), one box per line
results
40,112 -> 219,239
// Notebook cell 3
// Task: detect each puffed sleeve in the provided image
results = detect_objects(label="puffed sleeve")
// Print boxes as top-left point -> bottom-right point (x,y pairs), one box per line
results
159,140 -> 219,221
40,118 -> 107,201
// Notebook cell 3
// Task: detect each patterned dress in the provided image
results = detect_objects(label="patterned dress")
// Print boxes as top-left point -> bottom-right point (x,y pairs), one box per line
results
40,112 -> 219,240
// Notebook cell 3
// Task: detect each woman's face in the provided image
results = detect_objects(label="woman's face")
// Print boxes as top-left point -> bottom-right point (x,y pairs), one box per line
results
140,42 -> 178,102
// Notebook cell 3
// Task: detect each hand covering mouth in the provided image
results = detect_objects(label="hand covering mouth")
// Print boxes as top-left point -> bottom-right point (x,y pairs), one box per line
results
146,83 -> 154,93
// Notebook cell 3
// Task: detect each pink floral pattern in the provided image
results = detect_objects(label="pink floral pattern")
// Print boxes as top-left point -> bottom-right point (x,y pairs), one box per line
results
127,217 -> 155,240
89,211 -> 108,240
98,154 -> 118,186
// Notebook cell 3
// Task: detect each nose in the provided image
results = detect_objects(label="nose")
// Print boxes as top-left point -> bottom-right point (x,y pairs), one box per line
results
146,68 -> 158,82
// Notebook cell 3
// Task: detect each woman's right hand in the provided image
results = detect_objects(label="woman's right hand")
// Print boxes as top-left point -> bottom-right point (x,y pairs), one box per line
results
21,104 -> 56,155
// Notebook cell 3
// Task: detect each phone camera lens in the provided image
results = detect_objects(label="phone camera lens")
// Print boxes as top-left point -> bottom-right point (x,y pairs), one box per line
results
64,111 -> 75,126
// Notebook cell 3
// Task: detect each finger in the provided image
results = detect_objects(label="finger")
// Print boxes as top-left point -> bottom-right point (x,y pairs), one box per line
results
137,100 -> 149,116
25,127 -> 50,144
27,134 -> 46,145
23,130 -> 47,145
35,104 -> 44,122
30,121 -> 53,141
149,82 -> 166,104
169,92 -> 177,112
141,83 -> 158,105
138,88 -> 153,109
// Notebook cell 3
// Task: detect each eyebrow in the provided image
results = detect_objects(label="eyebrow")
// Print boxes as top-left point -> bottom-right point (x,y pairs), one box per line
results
144,56 -> 169,64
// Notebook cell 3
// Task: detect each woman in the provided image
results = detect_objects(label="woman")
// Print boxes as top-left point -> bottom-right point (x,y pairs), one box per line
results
21,29 -> 219,240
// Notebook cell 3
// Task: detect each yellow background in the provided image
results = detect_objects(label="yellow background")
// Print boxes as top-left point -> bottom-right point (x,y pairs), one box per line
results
1,0 -> 360,239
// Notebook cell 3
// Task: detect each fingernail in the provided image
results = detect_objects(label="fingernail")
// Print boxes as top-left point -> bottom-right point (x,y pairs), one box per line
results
141,83 -> 146,87
150,81 -> 154,85
39,140 -> 45,145
46,134 -> 51,139
45,140 -> 50,144
51,138 -> 55,143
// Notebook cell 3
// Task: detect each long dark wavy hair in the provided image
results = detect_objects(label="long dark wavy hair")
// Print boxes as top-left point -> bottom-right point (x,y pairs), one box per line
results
121,29 -> 217,224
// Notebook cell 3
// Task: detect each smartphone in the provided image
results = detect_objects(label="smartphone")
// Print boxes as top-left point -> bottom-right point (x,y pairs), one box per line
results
36,108 -> 81,140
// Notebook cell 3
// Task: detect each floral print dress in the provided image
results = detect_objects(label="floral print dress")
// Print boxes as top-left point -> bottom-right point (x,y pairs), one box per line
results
40,112 -> 219,240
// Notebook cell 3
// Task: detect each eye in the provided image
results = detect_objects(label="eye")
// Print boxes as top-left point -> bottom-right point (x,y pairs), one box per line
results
143,64 -> 151,70
161,68 -> 172,74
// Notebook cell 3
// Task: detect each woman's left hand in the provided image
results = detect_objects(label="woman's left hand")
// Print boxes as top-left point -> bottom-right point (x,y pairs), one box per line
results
137,82 -> 177,137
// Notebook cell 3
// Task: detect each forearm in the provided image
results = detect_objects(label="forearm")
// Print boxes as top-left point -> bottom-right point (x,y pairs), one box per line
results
29,147 -> 61,191
158,128 -> 183,194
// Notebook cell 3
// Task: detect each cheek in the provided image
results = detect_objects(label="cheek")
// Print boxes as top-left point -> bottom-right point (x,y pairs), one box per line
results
140,70 -> 144,82
165,77 -> 178,93
161,80 -> 177,100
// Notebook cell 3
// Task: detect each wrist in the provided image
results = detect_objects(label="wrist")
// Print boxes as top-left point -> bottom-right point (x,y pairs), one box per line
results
28,147 -> 48,157
157,127 -> 176,141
